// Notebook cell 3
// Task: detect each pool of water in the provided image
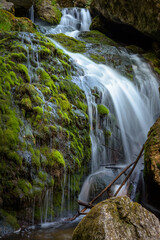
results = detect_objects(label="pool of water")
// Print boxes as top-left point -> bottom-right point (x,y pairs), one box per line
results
1,221 -> 77,240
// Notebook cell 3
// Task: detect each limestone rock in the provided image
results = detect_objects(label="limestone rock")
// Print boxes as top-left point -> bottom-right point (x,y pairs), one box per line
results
0,0 -> 14,13
6,0 -> 34,9
90,0 -> 160,41
35,0 -> 61,25
72,196 -> 160,240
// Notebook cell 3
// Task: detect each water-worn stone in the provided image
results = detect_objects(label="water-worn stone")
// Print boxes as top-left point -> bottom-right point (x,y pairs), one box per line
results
72,196 -> 160,240
90,0 -> 160,41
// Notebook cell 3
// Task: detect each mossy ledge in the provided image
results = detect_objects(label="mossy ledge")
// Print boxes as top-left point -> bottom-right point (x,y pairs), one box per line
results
0,22 -> 91,233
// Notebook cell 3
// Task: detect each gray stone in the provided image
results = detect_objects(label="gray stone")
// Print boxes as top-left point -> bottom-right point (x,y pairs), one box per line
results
72,196 -> 160,240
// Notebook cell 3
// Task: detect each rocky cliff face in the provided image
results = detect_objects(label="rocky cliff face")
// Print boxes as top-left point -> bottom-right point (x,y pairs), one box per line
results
72,196 -> 160,240
90,0 -> 160,42
144,117 -> 160,212
6,0 -> 34,9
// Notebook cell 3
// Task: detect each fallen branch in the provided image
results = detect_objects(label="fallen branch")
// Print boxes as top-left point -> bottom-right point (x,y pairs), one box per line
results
77,200 -> 94,209
66,146 -> 144,221
114,145 -> 144,197
89,161 -> 136,205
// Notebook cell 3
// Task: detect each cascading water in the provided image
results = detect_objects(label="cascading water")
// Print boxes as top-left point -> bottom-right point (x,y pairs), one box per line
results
48,7 -> 92,37
45,8 -> 160,203
2,7 -> 160,240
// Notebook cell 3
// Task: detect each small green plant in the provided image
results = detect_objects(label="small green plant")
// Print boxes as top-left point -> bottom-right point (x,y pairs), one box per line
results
97,104 -> 109,116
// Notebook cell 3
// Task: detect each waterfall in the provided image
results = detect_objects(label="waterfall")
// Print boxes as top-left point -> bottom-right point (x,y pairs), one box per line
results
29,5 -> 35,23
45,8 -> 160,204
48,8 -> 92,37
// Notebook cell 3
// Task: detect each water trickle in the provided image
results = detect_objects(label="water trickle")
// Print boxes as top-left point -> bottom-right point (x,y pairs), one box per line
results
29,5 -> 35,23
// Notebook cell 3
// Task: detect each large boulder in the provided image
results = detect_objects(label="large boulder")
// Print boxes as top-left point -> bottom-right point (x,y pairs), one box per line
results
35,0 -> 61,25
0,0 -> 14,13
6,0 -> 34,9
90,0 -> 160,42
72,196 -> 160,240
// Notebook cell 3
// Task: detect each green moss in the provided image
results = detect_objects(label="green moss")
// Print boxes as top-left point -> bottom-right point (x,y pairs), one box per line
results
104,130 -> 112,137
17,64 -> 30,82
57,93 -> 72,111
37,68 -> 57,92
0,10 -> 37,32
1,210 -> 20,230
18,179 -> 32,195
0,10 -> 13,31
97,104 -> 109,116
21,97 -> 32,110
7,151 -> 22,166
143,52 -> 160,76
49,149 -> 65,167
48,33 -> 86,53
10,53 -> 27,62
76,100 -> 88,112
33,106 -> 43,115
79,30 -> 117,46
39,46 -> 51,59
90,54 -> 106,63
38,171 -> 48,181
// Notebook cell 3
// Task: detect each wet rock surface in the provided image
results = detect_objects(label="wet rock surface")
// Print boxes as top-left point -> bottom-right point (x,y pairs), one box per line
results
6,0 -> 33,9
90,0 -> 160,42
72,196 -> 160,240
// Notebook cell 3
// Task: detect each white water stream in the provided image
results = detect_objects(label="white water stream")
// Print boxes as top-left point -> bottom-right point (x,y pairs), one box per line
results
44,8 -> 160,203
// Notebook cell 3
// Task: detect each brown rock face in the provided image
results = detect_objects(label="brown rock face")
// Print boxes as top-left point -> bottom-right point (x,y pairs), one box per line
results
0,0 -> 14,13
72,196 -> 160,240
144,117 -> 160,187
90,0 -> 160,41
6,0 -> 34,9
57,0 -> 74,8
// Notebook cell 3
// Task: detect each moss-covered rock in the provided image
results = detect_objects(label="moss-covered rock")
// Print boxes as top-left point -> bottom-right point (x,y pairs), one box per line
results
79,30 -> 117,47
35,0 -> 61,25
0,9 -> 37,32
48,33 -> 86,53
0,30 -> 91,228
97,104 -> 109,116
143,52 -> 160,76
144,117 -> 160,187
72,196 -> 160,240
144,117 -> 160,215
